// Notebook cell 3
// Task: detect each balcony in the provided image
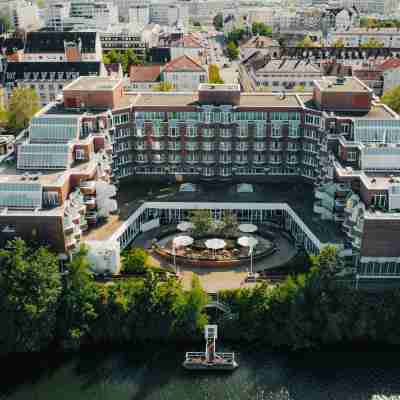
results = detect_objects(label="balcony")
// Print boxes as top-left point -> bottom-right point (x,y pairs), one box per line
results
235,160 -> 248,165
64,219 -> 74,234
253,160 -> 266,165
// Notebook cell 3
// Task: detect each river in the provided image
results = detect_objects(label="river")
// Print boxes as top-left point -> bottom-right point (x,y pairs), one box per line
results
1,344 -> 400,400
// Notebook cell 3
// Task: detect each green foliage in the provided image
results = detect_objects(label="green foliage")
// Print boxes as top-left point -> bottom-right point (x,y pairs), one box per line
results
190,209 -> 214,237
226,41 -> 239,60
213,13 -> 223,31
360,38 -> 385,48
293,84 -> 305,92
122,247 -> 150,274
153,81 -> 174,92
226,28 -> 247,45
0,14 -> 11,33
310,245 -> 341,276
251,22 -> 272,36
332,38 -> 345,48
0,239 -> 62,354
221,210 -> 239,237
382,85 -> 400,113
7,87 -> 40,130
360,17 -> 400,29
103,49 -> 142,74
297,36 -> 318,48
208,64 -> 224,84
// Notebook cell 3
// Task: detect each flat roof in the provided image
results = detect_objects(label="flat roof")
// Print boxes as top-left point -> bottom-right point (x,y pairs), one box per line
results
64,76 -> 122,92
315,77 -> 370,93
239,93 -> 302,108
133,92 -> 199,108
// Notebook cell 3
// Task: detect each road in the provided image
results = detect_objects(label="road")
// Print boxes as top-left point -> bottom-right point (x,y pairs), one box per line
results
200,31 -> 239,84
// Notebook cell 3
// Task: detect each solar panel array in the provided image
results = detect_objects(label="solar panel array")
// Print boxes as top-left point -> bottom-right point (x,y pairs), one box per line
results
30,116 -> 80,143
0,182 -> 42,208
17,144 -> 71,169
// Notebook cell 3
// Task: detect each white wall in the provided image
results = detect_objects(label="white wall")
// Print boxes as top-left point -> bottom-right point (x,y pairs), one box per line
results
163,70 -> 206,91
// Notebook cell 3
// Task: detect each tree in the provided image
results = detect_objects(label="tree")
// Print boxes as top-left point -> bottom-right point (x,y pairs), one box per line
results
153,81 -> 174,92
293,84 -> 305,92
190,209 -> 214,237
213,13 -> 223,31
310,245 -> 341,276
0,14 -> 11,34
0,239 -> 62,355
252,22 -> 272,36
208,64 -> 224,84
297,36 -> 317,48
382,85 -> 400,113
122,48 -> 141,74
226,41 -> 239,60
226,28 -> 247,45
360,38 -> 385,48
122,247 -> 150,274
57,245 -> 99,350
7,87 -> 40,130
332,38 -> 345,48
221,210 -> 238,237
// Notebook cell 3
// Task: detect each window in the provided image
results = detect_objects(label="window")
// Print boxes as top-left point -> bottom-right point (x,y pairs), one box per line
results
272,124 -> 281,137
348,151 -> 357,161
169,127 -> 178,137
220,128 -> 231,138
187,126 -> 197,137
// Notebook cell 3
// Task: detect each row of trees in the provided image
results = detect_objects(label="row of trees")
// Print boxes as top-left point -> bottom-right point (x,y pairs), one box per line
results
359,17 -> 400,29
0,87 -> 40,131
0,239 -> 209,355
5,240 -> 400,355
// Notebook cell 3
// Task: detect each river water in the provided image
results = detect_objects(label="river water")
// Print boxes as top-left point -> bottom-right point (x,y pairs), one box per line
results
1,344 -> 400,400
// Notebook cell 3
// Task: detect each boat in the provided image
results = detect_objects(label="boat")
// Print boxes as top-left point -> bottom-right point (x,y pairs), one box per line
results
183,325 -> 238,371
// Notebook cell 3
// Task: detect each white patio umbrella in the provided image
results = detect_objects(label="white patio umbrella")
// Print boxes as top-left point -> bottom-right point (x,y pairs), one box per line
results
205,238 -> 226,259
238,223 -> 258,233
172,235 -> 194,272
238,236 -> 259,276
177,221 -> 194,232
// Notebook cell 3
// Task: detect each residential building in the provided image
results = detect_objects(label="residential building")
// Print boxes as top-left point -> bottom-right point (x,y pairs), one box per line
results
240,36 -> 281,60
9,0 -> 42,31
100,28 -> 147,60
352,62 -> 384,96
380,58 -> 400,93
45,2 -> 71,31
129,55 -> 207,91
0,78 -> 117,255
3,74 -> 400,274
128,4 -> 150,29
23,31 -> 103,62
240,57 -> 323,92
162,55 -> 207,91
129,64 -> 162,91
340,0 -> 398,15
159,34 -> 205,62
328,28 -> 400,47
2,61 -> 106,106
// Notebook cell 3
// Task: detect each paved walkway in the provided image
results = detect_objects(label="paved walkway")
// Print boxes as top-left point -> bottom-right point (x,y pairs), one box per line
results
131,227 -> 297,292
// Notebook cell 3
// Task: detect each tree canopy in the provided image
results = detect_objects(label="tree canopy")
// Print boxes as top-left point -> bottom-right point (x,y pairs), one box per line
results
7,87 -> 40,131
360,38 -> 385,48
382,85 -> 400,113
208,64 -> 224,84
226,28 -> 247,45
153,81 -> 174,92
103,49 -> 141,74
226,41 -> 239,60
297,36 -> 319,48
213,13 -> 223,31
0,14 -> 11,34
0,239 -> 62,355
251,22 -> 272,36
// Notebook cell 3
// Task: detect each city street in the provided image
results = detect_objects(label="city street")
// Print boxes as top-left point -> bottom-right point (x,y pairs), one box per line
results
201,31 -> 239,84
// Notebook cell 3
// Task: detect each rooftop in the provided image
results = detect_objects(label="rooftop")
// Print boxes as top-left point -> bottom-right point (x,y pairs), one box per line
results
163,55 -> 205,73
64,76 -> 122,91
24,31 -> 98,54
130,65 -> 162,82
241,35 -> 280,48
314,76 -> 371,93
256,59 -> 321,74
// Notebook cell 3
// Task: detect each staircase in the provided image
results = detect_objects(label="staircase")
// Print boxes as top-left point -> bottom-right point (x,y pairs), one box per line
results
205,293 -> 236,320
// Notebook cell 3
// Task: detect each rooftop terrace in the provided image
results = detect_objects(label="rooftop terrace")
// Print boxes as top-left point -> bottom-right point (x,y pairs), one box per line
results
314,76 -> 371,93
64,77 -> 122,92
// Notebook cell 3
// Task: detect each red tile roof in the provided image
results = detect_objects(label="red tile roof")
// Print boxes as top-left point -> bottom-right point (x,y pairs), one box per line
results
170,34 -> 203,48
130,65 -> 162,82
379,58 -> 400,71
163,55 -> 205,73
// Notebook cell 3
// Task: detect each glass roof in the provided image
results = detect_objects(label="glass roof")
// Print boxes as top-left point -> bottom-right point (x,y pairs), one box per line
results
17,144 -> 71,170
30,115 -> 80,143
0,182 -> 42,208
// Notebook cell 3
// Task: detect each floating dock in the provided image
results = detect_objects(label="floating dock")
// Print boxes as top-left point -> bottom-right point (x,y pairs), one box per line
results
183,325 -> 238,371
